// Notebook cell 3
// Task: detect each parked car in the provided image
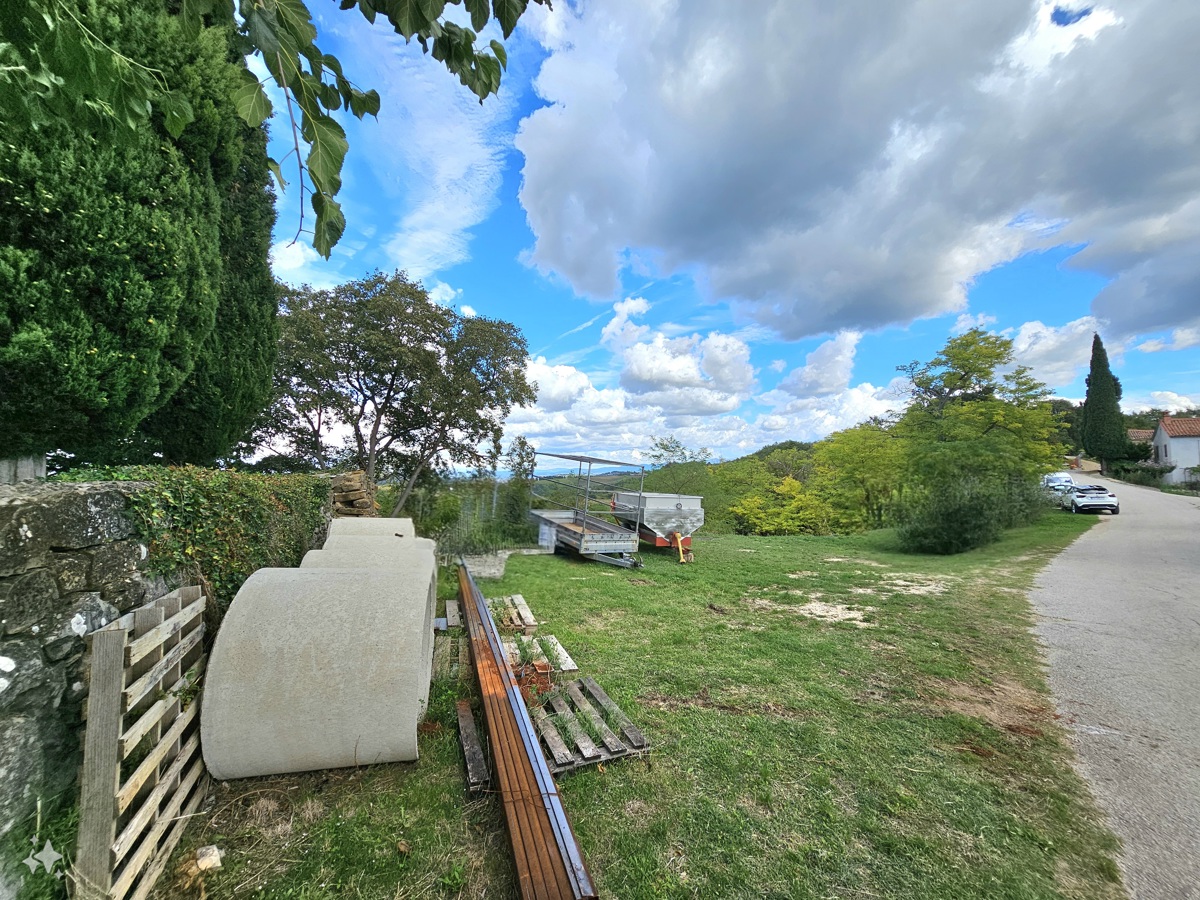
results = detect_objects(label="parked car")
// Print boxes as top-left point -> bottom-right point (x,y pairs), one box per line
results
1060,484 -> 1120,514
1041,472 -> 1075,493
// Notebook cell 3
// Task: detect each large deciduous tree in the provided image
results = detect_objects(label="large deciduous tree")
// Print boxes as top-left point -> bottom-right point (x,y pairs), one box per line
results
270,271 -> 536,504
1,0 -> 549,258
1,1 -> 271,460
1080,333 -> 1127,472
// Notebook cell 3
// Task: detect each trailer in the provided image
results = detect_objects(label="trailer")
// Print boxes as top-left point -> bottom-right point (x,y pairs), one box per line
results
528,452 -> 645,568
610,491 -> 704,562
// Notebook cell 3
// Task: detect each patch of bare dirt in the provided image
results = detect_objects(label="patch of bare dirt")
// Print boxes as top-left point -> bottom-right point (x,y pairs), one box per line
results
932,676 -> 1052,738
880,576 -> 949,596
795,601 -> 876,627
786,571 -> 819,578
628,578 -> 655,586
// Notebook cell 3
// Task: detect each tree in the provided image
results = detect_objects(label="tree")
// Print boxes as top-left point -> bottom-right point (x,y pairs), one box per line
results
268,271 -> 536,505
812,421 -> 906,529
1,0 -> 550,258
0,1 -> 255,459
896,329 -> 1061,482
1080,333 -> 1128,472
644,435 -> 711,494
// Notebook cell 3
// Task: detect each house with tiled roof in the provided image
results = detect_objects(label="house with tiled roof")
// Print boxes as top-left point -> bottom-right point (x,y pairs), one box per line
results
1152,416 -> 1200,484
1127,428 -> 1156,445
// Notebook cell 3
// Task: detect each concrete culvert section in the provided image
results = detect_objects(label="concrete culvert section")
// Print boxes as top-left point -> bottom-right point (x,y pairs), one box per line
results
201,564 -> 435,780
327,517 -> 417,538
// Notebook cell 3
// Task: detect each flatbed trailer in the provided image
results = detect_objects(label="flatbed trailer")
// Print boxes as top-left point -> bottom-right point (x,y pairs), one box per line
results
528,452 -> 645,568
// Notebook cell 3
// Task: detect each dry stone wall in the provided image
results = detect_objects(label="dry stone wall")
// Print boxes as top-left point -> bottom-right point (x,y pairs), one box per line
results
330,470 -> 377,517
0,483 -> 173,846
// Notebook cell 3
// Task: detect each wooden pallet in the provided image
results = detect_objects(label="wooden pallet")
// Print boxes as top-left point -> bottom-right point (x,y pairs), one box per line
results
501,634 -> 579,673
489,594 -> 539,635
532,677 -> 648,775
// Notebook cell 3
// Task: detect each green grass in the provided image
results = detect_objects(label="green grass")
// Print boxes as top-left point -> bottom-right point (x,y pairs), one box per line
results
159,513 -> 1123,900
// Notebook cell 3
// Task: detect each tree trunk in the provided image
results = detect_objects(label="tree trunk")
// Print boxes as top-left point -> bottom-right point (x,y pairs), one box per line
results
389,459 -> 428,517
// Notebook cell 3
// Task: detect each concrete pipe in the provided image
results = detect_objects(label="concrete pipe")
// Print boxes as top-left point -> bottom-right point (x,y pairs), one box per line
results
328,517 -> 417,538
201,562 -> 435,780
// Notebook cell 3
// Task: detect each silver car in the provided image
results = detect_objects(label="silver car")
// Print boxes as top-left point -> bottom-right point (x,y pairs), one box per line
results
1060,484 -> 1120,515
1041,472 -> 1075,493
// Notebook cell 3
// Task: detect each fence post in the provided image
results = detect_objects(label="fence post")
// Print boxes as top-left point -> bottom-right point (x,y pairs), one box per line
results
75,629 -> 127,899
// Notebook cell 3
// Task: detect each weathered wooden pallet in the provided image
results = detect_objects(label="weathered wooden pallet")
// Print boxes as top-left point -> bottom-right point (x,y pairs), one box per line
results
501,633 -> 579,673
488,594 -> 539,635
455,700 -> 490,794
532,677 -> 648,775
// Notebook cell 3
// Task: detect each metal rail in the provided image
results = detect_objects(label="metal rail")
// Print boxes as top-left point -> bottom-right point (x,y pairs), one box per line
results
458,564 -> 597,900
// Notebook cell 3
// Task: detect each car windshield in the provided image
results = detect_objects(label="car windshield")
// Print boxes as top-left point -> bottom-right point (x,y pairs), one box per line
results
1076,486 -> 1108,494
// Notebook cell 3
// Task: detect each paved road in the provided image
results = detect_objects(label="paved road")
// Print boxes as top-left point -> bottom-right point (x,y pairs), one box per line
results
1029,476 -> 1200,900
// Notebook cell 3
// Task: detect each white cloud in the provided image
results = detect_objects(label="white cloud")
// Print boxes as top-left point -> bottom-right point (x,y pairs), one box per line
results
460,305 -> 477,318
777,332 -> 861,397
270,240 -> 340,288
953,312 -> 999,334
1008,316 -> 1102,387
1122,390 -> 1200,413
600,297 -> 652,350
427,280 -> 462,305
1135,326 -> 1200,353
515,1 -> 1200,342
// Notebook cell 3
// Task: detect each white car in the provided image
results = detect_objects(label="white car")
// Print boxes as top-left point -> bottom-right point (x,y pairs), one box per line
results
1060,484 -> 1120,515
1041,472 -> 1075,493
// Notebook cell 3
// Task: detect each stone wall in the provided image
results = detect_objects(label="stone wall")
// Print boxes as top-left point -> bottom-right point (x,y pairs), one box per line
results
0,483 -> 172,846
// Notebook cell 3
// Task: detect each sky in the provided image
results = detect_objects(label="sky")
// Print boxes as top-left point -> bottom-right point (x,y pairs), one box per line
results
263,0 -> 1200,465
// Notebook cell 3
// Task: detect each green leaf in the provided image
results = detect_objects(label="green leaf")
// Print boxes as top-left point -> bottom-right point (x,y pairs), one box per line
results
232,68 -> 272,127
464,0 -> 490,31
489,39 -> 507,69
491,0 -> 527,38
387,0 -> 449,39
245,7 -> 283,60
272,0 -> 318,48
300,109 -> 348,196
158,90 -> 195,138
347,88 -> 380,118
267,157 -> 288,190
179,0 -> 216,41
311,191 -> 346,259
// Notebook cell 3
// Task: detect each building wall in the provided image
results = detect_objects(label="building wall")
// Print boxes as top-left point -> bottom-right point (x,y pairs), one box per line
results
1161,437 -> 1200,484
0,483 -> 173,850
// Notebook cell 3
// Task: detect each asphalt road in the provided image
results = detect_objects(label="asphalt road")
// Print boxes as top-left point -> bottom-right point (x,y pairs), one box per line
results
1029,476 -> 1200,900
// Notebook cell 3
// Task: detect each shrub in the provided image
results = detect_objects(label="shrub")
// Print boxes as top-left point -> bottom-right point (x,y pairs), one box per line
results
1108,459 -> 1174,487
897,479 -> 1004,555
54,466 -> 330,611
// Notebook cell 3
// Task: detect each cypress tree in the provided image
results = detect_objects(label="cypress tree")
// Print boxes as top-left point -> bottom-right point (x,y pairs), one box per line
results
1080,333 -> 1127,471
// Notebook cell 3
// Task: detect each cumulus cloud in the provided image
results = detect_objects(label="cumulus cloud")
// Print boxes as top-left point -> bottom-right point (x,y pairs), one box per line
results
1136,327 -> 1200,353
516,0 -> 1200,341
1008,316 -> 1102,387
953,312 -> 999,334
778,332 -> 861,397
1122,390 -> 1200,413
271,240 -> 340,288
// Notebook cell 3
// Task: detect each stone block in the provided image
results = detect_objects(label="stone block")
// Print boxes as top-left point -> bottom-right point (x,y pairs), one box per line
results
0,493 -> 51,577
0,715 -> 41,839
0,569 -> 60,636
0,638 -> 63,715
202,565 -> 436,780
34,484 -> 136,549
41,593 -> 118,663
48,551 -> 91,594
90,539 -> 144,591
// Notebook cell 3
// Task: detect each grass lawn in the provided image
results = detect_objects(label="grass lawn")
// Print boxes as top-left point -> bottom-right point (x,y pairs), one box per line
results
157,512 -> 1123,900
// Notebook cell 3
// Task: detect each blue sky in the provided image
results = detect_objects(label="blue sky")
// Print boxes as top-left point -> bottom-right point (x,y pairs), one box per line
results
262,0 -> 1200,462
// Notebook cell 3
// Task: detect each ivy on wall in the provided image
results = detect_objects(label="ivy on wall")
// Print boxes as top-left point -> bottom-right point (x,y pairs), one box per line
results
54,466 -> 330,608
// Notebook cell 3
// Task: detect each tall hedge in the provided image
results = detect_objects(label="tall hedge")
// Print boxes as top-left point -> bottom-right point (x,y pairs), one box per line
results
0,1 -> 275,462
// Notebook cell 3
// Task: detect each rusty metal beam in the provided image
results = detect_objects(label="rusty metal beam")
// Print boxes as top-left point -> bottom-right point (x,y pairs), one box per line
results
458,564 -> 597,900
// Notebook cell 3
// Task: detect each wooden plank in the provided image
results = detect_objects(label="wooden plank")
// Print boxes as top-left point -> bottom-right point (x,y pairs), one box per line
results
530,704 -> 574,768
547,692 -> 600,759
119,660 -> 204,760
501,637 -> 519,668
581,677 -> 647,749
110,756 -> 205,900
156,592 -> 185,802
126,774 -> 208,900
123,627 -> 203,713
456,637 -> 470,684
565,682 -> 626,754
455,700 -> 490,794
434,617 -> 448,632
432,634 -> 451,680
511,594 -> 538,634
117,693 -> 201,813
111,732 -> 201,863
75,629 -> 127,899
125,596 -> 205,667
541,635 -> 578,672
446,599 -> 461,628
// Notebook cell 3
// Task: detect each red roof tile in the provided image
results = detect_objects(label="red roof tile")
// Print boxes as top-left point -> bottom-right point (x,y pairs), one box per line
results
1161,416 -> 1200,438
1127,429 -> 1155,442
